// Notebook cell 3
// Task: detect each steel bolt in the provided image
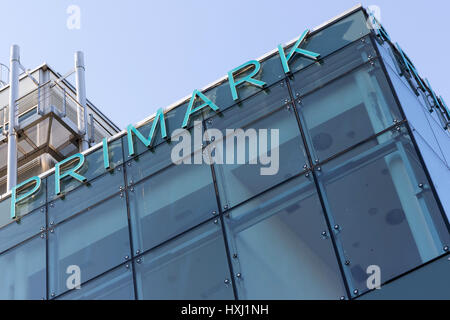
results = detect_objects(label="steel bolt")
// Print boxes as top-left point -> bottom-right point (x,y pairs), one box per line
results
236,273 -> 242,278
353,289 -> 359,295
444,246 -> 449,252
345,260 -> 350,266
224,279 -> 230,285
124,255 -> 129,260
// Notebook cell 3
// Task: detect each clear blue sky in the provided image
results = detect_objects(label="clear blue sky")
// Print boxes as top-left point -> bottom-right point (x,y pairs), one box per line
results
0,0 -> 447,129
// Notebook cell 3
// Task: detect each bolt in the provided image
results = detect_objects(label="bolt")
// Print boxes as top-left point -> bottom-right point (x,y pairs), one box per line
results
211,137 -> 215,142
214,219 -> 219,224
444,246 -> 449,252
236,273 -> 241,278
353,289 -> 359,295
418,183 -> 424,188
124,255 -> 129,260
50,229 -> 54,233
136,258 -> 142,264
224,205 -> 229,210
125,264 -> 130,269
127,162 -> 131,167
51,293 -> 55,297
345,260 -> 350,266
233,254 -> 238,259
211,211 -> 217,216
340,296 -> 346,300
40,208 -> 45,212
316,167 -> 321,171
50,221 -> 54,226
224,279 -> 230,285
136,250 -> 140,255
334,224 -> 340,230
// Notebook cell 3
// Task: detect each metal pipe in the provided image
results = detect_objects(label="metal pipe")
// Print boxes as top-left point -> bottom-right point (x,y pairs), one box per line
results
89,113 -> 94,144
7,45 -> 20,191
75,51 -> 89,151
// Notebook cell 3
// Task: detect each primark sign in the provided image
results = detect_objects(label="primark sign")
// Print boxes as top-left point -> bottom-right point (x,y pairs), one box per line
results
9,14 -> 450,219
10,29 -> 320,219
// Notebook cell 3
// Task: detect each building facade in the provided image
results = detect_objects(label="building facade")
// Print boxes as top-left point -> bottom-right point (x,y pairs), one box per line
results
0,5 -> 449,300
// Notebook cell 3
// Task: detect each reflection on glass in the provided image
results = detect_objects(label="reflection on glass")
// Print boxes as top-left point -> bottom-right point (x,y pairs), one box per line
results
0,207 -> 45,254
298,60 -> 402,162
48,169 -> 124,224
0,236 -> 46,300
57,264 -> 134,300
210,89 -> 306,209
319,126 -> 450,296
225,176 -> 347,299
129,162 -> 217,252
48,196 -> 131,297
135,220 -> 234,300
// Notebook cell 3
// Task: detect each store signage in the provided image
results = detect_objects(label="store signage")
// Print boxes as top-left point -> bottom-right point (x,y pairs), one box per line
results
370,14 -> 450,125
10,30 -> 320,219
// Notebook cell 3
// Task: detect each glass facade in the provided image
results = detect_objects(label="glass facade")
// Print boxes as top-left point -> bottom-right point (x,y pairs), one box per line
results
0,7 -> 448,300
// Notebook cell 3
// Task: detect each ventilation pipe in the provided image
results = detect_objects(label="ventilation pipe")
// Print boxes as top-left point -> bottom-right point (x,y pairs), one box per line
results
75,51 -> 89,151
6,45 -> 20,192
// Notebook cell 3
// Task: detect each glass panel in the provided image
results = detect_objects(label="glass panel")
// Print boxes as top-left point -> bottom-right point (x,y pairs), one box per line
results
290,34 -> 376,97
224,175 -> 347,300
201,61 -> 286,115
203,79 -> 290,121
48,195 -> 131,297
0,177 -> 47,227
379,53 -> 446,165
57,264 -> 135,300
0,236 -> 46,300
129,161 -> 217,252
297,59 -> 402,162
47,138 -> 124,201
135,219 -> 234,300
318,125 -> 450,297
125,122 -> 203,184
209,89 -> 306,209
358,253 -> 450,300
285,10 -> 370,75
48,169 -> 124,224
0,207 -> 45,254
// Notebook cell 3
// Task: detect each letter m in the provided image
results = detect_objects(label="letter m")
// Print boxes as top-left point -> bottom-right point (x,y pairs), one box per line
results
127,108 -> 167,156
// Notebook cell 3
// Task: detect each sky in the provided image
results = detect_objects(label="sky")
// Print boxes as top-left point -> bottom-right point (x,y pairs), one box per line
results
0,0 -> 447,129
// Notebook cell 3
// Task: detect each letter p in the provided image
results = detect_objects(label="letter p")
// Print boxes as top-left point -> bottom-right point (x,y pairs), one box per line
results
11,176 -> 41,219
